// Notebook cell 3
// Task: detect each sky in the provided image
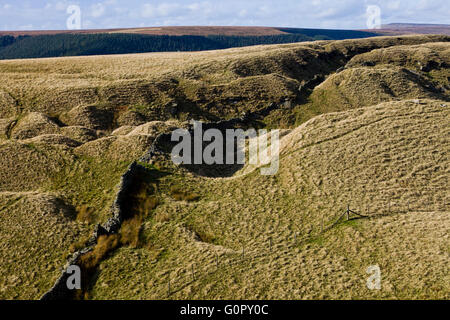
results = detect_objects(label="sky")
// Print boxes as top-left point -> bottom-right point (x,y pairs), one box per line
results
0,0 -> 448,31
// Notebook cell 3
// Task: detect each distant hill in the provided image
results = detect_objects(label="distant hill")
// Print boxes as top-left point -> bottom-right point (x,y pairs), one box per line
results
364,23 -> 450,36
2,23 -> 448,60
0,26 -> 376,37
1,24 -> 448,38
0,27 -> 377,60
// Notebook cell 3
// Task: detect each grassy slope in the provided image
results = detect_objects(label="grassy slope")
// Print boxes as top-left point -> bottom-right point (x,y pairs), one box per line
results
0,192 -> 85,299
90,99 -> 449,299
293,42 -> 450,126
0,35 -> 448,299
0,35 -> 447,121
0,139 -> 130,299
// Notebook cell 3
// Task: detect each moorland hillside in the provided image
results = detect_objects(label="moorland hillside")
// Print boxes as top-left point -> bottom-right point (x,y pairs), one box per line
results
0,35 -> 448,299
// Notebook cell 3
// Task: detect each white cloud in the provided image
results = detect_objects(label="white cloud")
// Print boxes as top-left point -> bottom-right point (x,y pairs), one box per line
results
82,19 -> 94,29
387,1 -> 401,10
142,4 -> 156,18
54,1 -> 68,11
142,3 -> 185,19
18,24 -> 34,30
159,3 -> 181,16
316,8 -> 338,19
238,9 -> 247,18
91,3 -> 106,18
187,1 -> 213,16
257,5 -> 270,17
0,0 -> 449,32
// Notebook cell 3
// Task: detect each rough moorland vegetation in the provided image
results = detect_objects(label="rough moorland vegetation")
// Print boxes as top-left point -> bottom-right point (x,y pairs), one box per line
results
0,34 -> 448,299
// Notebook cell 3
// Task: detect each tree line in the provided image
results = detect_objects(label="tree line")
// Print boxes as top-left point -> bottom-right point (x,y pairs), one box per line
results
0,30 -> 377,60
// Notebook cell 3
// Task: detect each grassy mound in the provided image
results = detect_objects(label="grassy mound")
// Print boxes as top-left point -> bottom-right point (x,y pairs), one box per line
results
0,192 -> 86,299
11,112 -> 60,140
59,126 -> 98,143
346,42 -> 450,74
295,66 -> 446,124
22,134 -> 81,148
60,105 -> 114,131
74,135 -> 154,162
0,118 -> 15,139
0,121 -> 152,298
346,42 -> 450,96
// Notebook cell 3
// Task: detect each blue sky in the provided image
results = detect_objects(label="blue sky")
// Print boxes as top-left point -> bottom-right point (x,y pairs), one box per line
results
0,0 -> 448,31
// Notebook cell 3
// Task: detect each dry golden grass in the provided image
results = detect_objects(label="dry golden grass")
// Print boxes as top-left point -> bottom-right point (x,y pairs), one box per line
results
170,186 -> 201,202
0,192 -> 86,299
0,35 -> 448,300
10,112 -> 60,139
119,216 -> 144,249
126,185 -> 160,224
0,140 -> 73,192
347,42 -> 450,72
81,235 -> 120,270
311,66 -> 441,107
89,99 -> 449,299
74,134 -> 154,162
76,205 -> 96,224
0,128 -> 136,299
0,35 -> 447,121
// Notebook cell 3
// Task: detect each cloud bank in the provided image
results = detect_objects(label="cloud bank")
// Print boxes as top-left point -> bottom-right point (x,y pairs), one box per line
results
0,0 -> 448,31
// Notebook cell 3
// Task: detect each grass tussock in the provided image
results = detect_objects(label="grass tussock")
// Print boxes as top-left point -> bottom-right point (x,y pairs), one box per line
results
75,205 -> 95,224
170,186 -> 200,202
196,229 -> 217,244
80,235 -> 120,271
154,211 -> 172,223
137,193 -> 160,216
119,215 -> 143,248
75,234 -> 120,299
68,234 -> 91,255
